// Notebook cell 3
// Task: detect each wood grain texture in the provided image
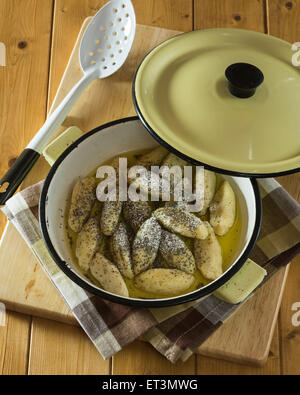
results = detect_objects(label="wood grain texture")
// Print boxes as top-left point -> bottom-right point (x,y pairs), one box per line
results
0,311 -> 31,375
267,0 -> 300,41
0,220 -> 76,325
132,0 -> 193,31
268,0 -> 300,374
28,317 -> 110,375
196,324 -> 281,374
113,341 -> 196,375
279,257 -> 300,374
0,0 -> 53,236
194,0 -> 266,31
198,270 -> 287,368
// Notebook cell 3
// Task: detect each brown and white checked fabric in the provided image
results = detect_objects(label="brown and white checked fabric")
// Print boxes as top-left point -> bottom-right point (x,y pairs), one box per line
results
2,178 -> 300,363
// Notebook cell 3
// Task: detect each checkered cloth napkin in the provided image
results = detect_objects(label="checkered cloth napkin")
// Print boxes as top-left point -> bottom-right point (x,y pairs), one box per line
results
2,178 -> 300,363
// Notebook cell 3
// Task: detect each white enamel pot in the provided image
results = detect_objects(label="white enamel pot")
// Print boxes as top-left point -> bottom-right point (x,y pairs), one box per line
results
39,117 -> 263,307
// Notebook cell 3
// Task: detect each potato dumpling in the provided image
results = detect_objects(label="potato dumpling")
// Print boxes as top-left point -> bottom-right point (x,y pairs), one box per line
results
194,169 -> 216,215
134,268 -> 195,296
100,199 -> 122,236
194,222 -> 223,280
123,200 -> 152,232
132,217 -> 162,275
159,230 -> 196,274
136,146 -> 168,167
111,222 -> 134,279
128,170 -> 163,200
209,181 -> 236,236
153,207 -> 208,239
75,217 -> 102,272
90,253 -> 128,297
162,153 -> 188,169
164,200 -> 189,210
68,177 -> 97,233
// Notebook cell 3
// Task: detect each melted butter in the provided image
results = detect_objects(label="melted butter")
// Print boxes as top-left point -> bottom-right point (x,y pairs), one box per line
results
65,150 -> 242,299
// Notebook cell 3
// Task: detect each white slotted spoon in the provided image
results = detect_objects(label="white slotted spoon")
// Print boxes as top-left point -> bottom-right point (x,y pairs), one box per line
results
0,0 -> 136,205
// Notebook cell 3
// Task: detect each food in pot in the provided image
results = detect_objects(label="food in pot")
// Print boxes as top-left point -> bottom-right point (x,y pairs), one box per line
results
128,170 -> 162,199
162,153 -> 188,170
132,217 -> 162,275
111,222 -> 134,279
164,200 -> 189,209
108,156 -> 121,179
209,180 -> 236,236
136,146 -> 168,167
123,200 -> 152,232
66,147 -> 241,299
194,222 -> 223,280
90,253 -> 129,297
195,169 -> 216,215
75,217 -> 102,272
68,176 -> 97,232
162,153 -> 188,193
134,268 -> 195,296
100,199 -> 123,236
159,230 -> 196,274
153,207 -> 209,239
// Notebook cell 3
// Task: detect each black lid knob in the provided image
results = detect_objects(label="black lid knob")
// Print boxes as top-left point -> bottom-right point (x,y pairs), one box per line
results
225,63 -> 264,98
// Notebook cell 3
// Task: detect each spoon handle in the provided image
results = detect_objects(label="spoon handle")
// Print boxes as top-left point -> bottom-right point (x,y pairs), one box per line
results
27,68 -> 98,153
0,68 -> 98,205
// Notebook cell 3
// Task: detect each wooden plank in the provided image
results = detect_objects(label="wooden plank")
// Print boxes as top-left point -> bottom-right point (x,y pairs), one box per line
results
0,311 -> 31,375
132,0 -> 193,32
0,221 -> 76,325
113,341 -> 196,375
267,0 -> 300,41
279,255 -> 300,374
194,0 -> 266,31
196,323 -> 281,374
0,0 -> 54,235
267,0 -> 300,376
197,269 -> 287,367
0,0 -> 54,375
28,317 -> 110,375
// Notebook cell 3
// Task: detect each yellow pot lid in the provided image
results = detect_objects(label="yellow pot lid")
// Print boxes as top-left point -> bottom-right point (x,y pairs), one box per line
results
133,29 -> 300,176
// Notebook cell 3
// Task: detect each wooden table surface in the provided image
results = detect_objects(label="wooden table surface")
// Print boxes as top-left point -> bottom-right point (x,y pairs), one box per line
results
0,0 -> 299,375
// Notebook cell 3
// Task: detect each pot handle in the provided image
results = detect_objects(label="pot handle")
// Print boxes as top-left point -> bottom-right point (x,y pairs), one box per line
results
213,258 -> 267,304
42,126 -> 84,166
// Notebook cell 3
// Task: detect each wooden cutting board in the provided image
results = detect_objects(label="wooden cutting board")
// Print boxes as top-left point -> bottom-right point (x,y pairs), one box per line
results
0,20 -> 289,366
